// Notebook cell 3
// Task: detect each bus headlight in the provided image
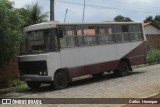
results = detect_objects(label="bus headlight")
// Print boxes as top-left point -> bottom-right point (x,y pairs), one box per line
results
39,71 -> 47,76
44,72 -> 46,75
40,71 -> 42,75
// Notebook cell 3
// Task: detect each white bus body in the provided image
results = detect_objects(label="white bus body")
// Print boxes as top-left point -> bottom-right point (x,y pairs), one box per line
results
18,21 -> 147,89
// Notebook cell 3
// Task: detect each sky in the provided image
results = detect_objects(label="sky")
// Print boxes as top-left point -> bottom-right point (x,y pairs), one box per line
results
10,0 -> 160,23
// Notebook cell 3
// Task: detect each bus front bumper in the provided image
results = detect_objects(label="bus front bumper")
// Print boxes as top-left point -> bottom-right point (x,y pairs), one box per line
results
20,75 -> 52,82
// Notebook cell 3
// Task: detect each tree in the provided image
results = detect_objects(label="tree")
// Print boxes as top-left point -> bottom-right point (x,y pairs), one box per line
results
154,15 -> 160,27
0,0 -> 24,67
144,15 -> 160,27
144,16 -> 154,23
114,15 -> 133,22
15,8 -> 31,27
26,2 -> 48,25
15,2 -> 49,27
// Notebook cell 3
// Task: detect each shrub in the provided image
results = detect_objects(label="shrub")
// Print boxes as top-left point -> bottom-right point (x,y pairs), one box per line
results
147,49 -> 160,65
0,74 -> 26,88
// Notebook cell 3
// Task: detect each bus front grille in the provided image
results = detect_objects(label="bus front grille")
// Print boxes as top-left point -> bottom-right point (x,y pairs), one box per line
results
18,61 -> 47,75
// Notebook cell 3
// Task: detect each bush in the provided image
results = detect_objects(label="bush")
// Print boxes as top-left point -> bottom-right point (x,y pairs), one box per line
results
147,49 -> 160,65
6,79 -> 26,88
0,0 -> 24,67
0,74 -> 26,88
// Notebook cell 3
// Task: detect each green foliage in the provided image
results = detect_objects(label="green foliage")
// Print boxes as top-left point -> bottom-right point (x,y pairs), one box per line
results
15,8 -> 31,27
5,79 -> 26,88
0,0 -> 24,67
144,15 -> 160,28
0,79 -> 27,93
114,15 -> 133,22
0,73 -> 25,88
0,1 -> 48,67
147,49 -> 160,65
26,2 -> 48,24
15,2 -> 48,27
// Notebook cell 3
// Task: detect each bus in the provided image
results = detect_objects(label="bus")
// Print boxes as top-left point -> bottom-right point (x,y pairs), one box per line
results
18,21 -> 147,90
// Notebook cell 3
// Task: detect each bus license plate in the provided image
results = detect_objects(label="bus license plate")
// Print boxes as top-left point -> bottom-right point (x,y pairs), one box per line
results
25,78 -> 31,81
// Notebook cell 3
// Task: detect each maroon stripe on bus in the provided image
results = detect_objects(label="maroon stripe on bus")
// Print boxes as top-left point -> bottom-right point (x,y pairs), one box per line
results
69,60 -> 119,78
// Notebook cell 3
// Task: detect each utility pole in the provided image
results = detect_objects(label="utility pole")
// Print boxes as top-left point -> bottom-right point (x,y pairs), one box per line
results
50,0 -> 55,21
82,0 -> 86,22
64,9 -> 68,22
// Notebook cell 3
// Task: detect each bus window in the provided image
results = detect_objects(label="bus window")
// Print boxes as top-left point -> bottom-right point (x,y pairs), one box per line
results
129,25 -> 143,41
20,29 -> 58,54
115,25 -> 123,42
135,25 -> 143,40
122,25 -> 129,32
115,25 -> 130,42
122,25 -> 130,42
97,25 -> 114,44
77,25 -> 97,46
59,26 -> 77,48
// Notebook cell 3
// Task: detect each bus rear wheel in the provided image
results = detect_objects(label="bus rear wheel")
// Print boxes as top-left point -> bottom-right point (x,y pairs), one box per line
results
26,81 -> 41,89
114,61 -> 129,77
53,71 -> 68,90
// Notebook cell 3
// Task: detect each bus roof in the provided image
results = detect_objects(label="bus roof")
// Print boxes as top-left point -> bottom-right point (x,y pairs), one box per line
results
24,21 -> 142,32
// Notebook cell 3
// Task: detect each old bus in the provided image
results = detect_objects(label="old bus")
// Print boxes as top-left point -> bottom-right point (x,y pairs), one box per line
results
18,21 -> 147,89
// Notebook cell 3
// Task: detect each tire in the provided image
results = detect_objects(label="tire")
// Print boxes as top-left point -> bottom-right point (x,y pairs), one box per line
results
26,81 -> 41,89
53,71 -> 68,90
114,61 -> 129,77
92,72 -> 104,78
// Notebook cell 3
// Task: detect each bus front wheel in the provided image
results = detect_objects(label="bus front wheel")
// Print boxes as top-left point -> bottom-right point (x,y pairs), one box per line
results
114,61 -> 129,77
26,81 -> 41,89
53,71 -> 68,90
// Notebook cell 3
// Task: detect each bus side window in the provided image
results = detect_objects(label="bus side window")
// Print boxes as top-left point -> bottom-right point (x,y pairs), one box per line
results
58,26 -> 77,48
122,25 -> 130,42
129,25 -> 136,41
97,25 -> 115,44
135,25 -> 143,40
115,25 -> 130,42
129,24 -> 143,41
77,25 -> 97,46
115,25 -> 123,42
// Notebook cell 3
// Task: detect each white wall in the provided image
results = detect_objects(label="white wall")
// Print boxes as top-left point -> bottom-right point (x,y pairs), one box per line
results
144,25 -> 160,35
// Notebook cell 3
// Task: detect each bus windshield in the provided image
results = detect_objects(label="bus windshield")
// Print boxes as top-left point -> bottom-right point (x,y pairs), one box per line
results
21,29 -> 59,54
